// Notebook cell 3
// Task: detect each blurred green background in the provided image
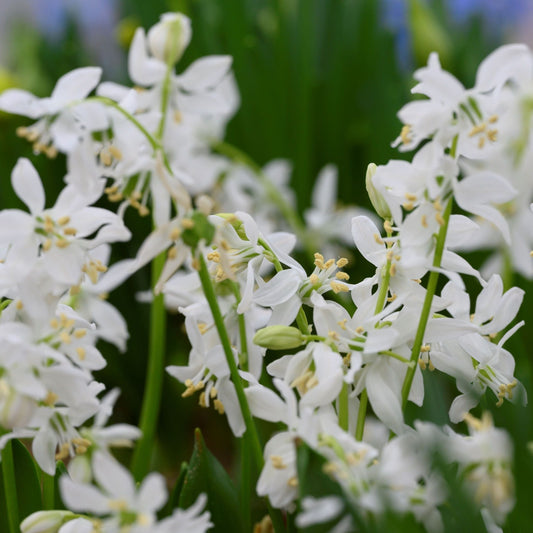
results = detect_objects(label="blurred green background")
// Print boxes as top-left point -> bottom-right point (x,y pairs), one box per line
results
1,0 -> 533,530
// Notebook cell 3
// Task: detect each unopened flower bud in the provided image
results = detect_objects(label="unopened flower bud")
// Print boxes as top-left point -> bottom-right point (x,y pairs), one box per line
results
147,13 -> 192,66
365,163 -> 391,220
20,510 -> 76,533
253,326 -> 306,350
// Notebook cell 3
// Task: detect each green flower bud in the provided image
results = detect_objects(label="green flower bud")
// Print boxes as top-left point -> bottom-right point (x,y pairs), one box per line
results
147,13 -> 192,66
20,511 -> 76,533
253,326 -> 306,350
365,163 -> 391,220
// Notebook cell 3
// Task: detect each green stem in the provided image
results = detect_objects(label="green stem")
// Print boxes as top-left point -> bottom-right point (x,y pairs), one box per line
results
355,390 -> 368,441
197,254 -> 285,533
131,251 -> 167,480
2,441 -> 18,533
401,198 -> 453,408
379,350 -> 413,365
338,382 -> 349,431
231,282 -> 249,372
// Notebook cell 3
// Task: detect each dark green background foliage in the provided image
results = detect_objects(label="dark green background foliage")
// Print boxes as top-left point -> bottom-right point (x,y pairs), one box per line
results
1,0 -> 532,529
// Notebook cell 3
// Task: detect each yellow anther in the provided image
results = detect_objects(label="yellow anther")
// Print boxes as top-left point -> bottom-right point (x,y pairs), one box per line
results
387,293 -> 397,302
421,214 -> 428,228
108,192 -> 123,202
138,205 -> 150,217
50,318 -> 59,329
403,202 -> 414,211
420,345 -> 430,352
374,233 -> 384,245
16,126 -> 28,138
389,263 -> 397,276
76,347 -> 86,361
44,392 -> 58,406
405,192 -> 417,201
309,273 -> 319,284
313,252 -> 325,269
198,322 -> 208,335
181,218 -> 194,229
214,398 -> 225,414
198,392 -> 207,407
75,445 -> 88,454
435,213 -> 445,226
469,123 -> 486,136
108,145 -> 123,160
322,462 -> 339,475
488,115 -> 498,123
328,330 -> 340,341
57,216 -> 70,226
207,251 -> 220,262
60,332 -> 72,344
355,326 -> 364,334
181,386 -> 195,398
418,359 -> 427,370
55,442 -> 71,461
99,292 -> 109,300
330,281 -> 349,293
70,285 -> 81,296
210,387 -> 217,398
27,130 -> 39,142
63,227 -> 77,236
383,220 -> 393,234
400,124 -> 412,145
336,258 -> 349,268
306,376 -> 319,390
428,360 -> 435,371
478,137 -> 486,149
105,184 -> 119,194
168,246 -> 178,259
386,249 -> 394,261
487,129 -> 498,142
174,110 -> 183,123
270,455 -> 287,469
433,199 -> 443,211
55,239 -> 70,248
287,476 -> 298,487
15,300 -> 23,310
95,261 -> 107,273
45,146 -> 58,159
338,319 -> 347,330
324,258 -> 335,269
291,370 -> 313,390
170,227 -> 181,241
100,150 -> 112,166
195,381 -> 205,391
108,499 -> 128,511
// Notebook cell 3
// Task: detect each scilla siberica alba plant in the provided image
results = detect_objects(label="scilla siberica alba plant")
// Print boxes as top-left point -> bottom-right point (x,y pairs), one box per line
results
0,10 -> 530,533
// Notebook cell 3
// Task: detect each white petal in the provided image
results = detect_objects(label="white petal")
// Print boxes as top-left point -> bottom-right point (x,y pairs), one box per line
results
51,67 -> 102,104
254,269 -> 300,306
178,56 -> 233,92
60,476 -> 109,513
11,158 -> 45,214
137,472 -> 168,512
93,451 -> 135,501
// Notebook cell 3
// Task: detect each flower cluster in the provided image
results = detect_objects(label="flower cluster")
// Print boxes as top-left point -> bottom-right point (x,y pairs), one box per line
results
0,10 -> 530,533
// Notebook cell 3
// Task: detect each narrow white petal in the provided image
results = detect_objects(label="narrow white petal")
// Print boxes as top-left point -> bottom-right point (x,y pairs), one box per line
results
11,158 -> 45,214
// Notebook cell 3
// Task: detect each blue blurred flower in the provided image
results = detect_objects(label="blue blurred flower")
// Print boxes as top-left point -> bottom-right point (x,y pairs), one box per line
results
381,0 -> 533,70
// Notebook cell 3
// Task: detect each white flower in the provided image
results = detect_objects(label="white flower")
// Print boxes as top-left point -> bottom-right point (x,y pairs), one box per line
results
60,451 -> 167,531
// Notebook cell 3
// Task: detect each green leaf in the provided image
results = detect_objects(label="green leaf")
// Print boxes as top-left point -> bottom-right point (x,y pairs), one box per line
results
11,440 -> 42,521
179,428 -> 242,533
160,461 -> 188,518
